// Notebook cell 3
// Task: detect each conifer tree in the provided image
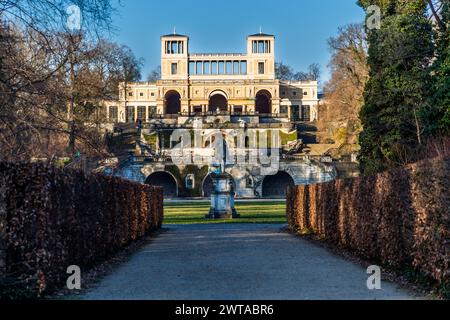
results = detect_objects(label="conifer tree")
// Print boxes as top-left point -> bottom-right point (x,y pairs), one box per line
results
357,1 -> 435,173
423,1 -> 450,136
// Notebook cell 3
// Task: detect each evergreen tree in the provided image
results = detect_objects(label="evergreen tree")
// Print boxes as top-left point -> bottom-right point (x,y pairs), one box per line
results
423,1 -> 450,136
357,1 -> 435,174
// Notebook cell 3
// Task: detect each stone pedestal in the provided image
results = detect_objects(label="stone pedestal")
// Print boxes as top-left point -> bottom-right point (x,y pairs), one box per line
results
205,172 -> 239,219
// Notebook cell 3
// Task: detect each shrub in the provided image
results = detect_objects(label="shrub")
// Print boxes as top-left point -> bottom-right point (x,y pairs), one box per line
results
0,162 -> 163,298
287,157 -> 450,290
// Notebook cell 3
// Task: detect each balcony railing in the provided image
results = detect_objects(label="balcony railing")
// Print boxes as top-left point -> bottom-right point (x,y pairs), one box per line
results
151,112 -> 289,118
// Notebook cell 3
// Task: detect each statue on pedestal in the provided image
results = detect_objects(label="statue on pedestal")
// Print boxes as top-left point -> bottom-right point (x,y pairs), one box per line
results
205,136 -> 239,219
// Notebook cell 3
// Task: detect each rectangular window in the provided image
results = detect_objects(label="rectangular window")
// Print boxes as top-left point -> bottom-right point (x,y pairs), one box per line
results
193,106 -> 202,113
301,105 -> 311,122
240,61 -> 247,75
226,61 -> 232,74
126,106 -> 135,123
211,61 -> 218,74
253,41 -> 257,53
258,41 -> 264,53
148,106 -> 157,120
291,105 -> 300,121
233,61 -> 240,75
171,63 -> 178,75
258,62 -> 265,74
108,106 -> 118,123
218,61 -> 225,75
189,61 -> 196,75
171,42 -> 178,54
204,61 -> 210,75
234,106 -> 243,114
196,61 -> 203,75
137,106 -> 146,121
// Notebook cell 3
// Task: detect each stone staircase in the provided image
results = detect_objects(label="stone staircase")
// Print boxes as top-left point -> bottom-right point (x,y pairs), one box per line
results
107,123 -> 140,160
296,121 -> 318,144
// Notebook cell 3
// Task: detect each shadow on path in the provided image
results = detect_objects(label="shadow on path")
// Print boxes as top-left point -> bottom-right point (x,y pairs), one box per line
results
80,224 -> 420,300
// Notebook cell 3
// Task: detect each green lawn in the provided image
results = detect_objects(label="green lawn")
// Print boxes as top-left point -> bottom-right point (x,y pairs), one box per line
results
163,201 -> 287,225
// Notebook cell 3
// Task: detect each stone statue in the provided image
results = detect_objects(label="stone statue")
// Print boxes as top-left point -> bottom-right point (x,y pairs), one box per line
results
205,135 -> 239,219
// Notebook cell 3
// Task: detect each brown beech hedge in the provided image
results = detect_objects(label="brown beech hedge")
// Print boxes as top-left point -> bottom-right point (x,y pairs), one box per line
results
0,162 -> 163,297
287,156 -> 450,286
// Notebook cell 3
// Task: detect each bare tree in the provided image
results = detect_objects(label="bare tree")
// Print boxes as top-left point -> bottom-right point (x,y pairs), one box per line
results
147,65 -> 161,82
427,0 -> 446,30
0,0 -> 120,161
307,63 -> 321,81
276,62 -> 321,81
0,0 -> 116,36
318,23 -> 369,148
275,62 -> 294,81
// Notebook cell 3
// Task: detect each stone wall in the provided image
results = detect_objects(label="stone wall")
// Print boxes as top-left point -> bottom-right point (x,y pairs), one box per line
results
113,161 -> 336,198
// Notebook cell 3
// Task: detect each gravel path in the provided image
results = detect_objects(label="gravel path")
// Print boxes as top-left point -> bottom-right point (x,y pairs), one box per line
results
81,224 -> 420,300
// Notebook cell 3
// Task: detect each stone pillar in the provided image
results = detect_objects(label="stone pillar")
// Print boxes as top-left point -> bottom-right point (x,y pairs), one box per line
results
118,103 -> 126,123
205,172 -> 239,219
272,99 -> 280,114
157,101 -> 164,115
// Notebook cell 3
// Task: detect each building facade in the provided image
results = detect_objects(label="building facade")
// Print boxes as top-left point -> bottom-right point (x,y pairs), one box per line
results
102,33 -> 335,199
105,33 -> 319,125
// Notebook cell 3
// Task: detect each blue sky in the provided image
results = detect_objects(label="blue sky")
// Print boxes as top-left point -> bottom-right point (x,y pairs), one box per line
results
110,0 -> 365,83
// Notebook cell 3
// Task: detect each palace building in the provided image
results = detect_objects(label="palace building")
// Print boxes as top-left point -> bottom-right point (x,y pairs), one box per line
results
105,32 -> 319,125
102,33 -> 336,199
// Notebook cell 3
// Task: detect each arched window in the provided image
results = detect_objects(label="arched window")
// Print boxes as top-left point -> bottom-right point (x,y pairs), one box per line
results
208,92 -> 228,112
165,91 -> 181,115
146,172 -> 178,198
262,172 -> 294,198
255,90 -> 272,115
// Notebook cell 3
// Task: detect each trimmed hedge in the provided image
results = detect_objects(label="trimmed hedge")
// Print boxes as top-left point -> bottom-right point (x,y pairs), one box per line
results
0,162 -> 163,297
287,157 -> 450,286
